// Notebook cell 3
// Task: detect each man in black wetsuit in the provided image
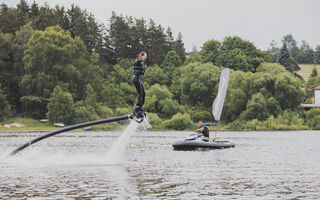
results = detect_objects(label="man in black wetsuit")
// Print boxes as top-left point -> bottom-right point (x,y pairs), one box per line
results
196,120 -> 209,139
133,51 -> 147,114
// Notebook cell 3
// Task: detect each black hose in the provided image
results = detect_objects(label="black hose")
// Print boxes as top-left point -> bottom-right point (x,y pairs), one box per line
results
8,114 -> 133,157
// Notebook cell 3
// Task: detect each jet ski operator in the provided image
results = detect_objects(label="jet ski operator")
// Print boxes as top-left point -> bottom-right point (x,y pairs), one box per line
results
133,51 -> 147,115
195,120 -> 210,139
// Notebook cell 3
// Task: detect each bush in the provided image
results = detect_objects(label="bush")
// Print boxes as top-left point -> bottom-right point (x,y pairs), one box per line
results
306,108 -> 320,129
147,113 -> 162,127
20,95 -> 48,119
163,113 -> 192,130
47,86 -> 74,124
73,106 -> 99,124
97,105 -> 114,118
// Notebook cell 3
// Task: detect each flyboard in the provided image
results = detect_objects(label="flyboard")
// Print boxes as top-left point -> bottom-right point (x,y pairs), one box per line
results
172,68 -> 235,150
8,109 -> 146,157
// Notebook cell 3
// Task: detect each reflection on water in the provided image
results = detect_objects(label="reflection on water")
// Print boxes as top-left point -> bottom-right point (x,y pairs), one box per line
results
1,130 -> 320,199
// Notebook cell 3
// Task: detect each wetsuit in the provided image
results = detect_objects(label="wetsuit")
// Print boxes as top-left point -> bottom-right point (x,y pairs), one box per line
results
133,58 -> 145,108
200,125 -> 209,138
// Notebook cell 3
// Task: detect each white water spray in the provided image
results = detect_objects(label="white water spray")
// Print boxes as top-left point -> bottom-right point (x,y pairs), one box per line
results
105,117 -> 151,164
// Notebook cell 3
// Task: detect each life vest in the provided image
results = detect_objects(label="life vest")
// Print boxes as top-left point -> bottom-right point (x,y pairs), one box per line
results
133,59 -> 145,75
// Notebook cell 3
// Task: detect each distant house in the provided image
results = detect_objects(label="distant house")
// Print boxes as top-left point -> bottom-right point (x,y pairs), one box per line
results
301,85 -> 320,110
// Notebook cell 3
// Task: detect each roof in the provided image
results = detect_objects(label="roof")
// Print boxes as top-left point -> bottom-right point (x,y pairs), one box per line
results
314,85 -> 320,90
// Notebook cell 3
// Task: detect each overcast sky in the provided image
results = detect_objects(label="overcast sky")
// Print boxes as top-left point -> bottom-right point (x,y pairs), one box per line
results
3,0 -> 320,51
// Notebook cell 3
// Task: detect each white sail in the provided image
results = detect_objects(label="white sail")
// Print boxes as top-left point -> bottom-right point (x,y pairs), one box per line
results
212,68 -> 230,121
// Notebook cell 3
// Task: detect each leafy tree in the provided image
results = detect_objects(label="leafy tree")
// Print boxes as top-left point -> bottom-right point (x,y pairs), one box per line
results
144,64 -> 167,86
0,84 -> 10,121
275,73 -> 305,110
200,39 -> 220,64
21,25 -> 95,101
282,34 -> 299,57
159,98 -> 184,118
0,3 -> 20,33
20,95 -> 48,118
161,50 -> 182,85
305,75 -> 320,89
85,84 -> 97,108
97,105 -> 113,118
0,32 -> 14,102
217,48 -> 249,71
72,101 -> 98,124
9,23 -> 34,112
47,86 -> 74,124
144,84 -> 183,118
162,50 -> 182,68
174,62 -> 221,107
266,97 -> 281,117
163,112 -> 192,130
184,52 -> 203,65
296,40 -> 314,64
216,36 -> 269,72
223,71 -> 252,122
223,63 -> 304,123
240,93 -> 269,121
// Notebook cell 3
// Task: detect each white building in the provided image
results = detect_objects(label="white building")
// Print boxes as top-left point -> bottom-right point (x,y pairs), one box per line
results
314,85 -> 320,105
301,85 -> 320,109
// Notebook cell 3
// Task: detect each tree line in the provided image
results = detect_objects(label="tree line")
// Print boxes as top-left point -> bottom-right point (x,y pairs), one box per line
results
1,1 -> 319,130
270,34 -> 320,73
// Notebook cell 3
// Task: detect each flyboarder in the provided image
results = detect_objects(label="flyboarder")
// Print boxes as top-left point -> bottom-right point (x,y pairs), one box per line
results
132,51 -> 147,116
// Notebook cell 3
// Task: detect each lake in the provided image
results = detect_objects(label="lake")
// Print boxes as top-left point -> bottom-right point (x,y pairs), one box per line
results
1,122 -> 320,199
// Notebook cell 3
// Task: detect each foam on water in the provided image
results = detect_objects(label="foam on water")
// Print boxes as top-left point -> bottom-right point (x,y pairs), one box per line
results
1,116 -> 151,168
105,117 -> 151,164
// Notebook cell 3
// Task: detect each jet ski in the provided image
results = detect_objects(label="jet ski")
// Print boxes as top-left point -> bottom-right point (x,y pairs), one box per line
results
172,133 -> 235,150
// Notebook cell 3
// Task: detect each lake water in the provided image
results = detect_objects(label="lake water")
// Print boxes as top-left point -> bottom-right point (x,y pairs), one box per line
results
1,122 -> 320,199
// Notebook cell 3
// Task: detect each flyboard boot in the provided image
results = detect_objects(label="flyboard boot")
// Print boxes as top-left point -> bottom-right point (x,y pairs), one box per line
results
130,106 -> 146,123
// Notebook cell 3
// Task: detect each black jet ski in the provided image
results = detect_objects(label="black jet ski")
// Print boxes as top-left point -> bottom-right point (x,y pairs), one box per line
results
172,133 -> 235,150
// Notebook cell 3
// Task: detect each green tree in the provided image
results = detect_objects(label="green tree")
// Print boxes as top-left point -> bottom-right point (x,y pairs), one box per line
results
9,23 -> 34,112
200,39 -> 220,64
47,86 -> 74,124
163,112 -> 192,130
0,3 -> 20,33
0,84 -> 10,121
275,73 -> 305,110
21,25 -> 96,101
240,93 -> 269,121
217,48 -> 249,71
296,40 -> 314,64
174,32 -> 186,62
184,52 -> 203,65
173,62 -> 221,107
162,50 -> 182,68
144,64 -> 167,86
161,50 -> 182,85
72,101 -> 98,124
217,36 -> 269,72
282,34 -> 299,58
85,84 -> 97,107
144,84 -> 183,118
279,43 -> 292,72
